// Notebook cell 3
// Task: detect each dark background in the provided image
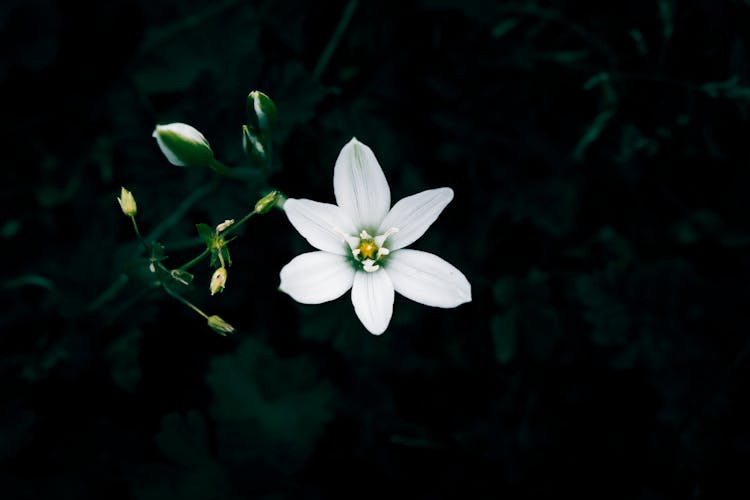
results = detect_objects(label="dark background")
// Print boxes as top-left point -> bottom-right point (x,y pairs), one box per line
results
2,0 -> 750,498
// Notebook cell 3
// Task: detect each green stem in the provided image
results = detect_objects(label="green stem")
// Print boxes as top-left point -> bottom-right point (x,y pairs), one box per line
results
179,248 -> 211,271
224,209 -> 256,236
130,215 -> 149,252
162,284 -> 208,319
208,158 -> 235,176
86,274 -> 130,313
207,158 -> 264,181
147,178 -> 218,242
312,0 -> 359,81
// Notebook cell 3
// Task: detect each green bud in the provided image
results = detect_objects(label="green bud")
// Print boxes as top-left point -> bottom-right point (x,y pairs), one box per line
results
117,187 -> 137,217
210,267 -> 228,295
207,315 -> 235,336
246,90 -> 277,136
153,123 -> 214,167
254,190 -> 284,214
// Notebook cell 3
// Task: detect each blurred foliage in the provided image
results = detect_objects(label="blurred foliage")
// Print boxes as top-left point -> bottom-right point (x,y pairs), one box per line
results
3,0 -> 750,497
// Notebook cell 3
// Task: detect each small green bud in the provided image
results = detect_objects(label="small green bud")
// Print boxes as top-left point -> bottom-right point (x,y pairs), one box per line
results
152,123 -> 214,167
254,190 -> 284,214
207,315 -> 235,336
210,267 -> 228,295
246,90 -> 277,136
117,187 -> 137,217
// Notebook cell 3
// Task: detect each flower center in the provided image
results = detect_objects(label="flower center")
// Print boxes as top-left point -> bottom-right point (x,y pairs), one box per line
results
357,239 -> 378,260
345,228 -> 398,273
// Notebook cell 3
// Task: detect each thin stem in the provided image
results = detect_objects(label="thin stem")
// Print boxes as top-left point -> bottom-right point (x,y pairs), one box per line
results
178,248 -> 211,271
224,209 -> 256,236
207,158 -> 265,181
312,0 -> 359,81
130,215 -> 150,252
208,158 -> 235,176
86,274 -> 130,313
147,178 -> 218,242
162,284 -> 208,319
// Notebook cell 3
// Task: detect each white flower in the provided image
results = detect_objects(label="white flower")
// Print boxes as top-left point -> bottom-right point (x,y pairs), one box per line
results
279,138 -> 471,335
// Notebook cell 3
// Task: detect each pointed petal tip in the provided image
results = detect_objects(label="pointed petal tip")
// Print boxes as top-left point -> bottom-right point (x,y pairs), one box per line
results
366,325 -> 387,335
351,270 -> 394,336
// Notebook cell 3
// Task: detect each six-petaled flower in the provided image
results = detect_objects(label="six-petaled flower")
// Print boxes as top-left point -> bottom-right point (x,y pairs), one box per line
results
279,138 -> 471,335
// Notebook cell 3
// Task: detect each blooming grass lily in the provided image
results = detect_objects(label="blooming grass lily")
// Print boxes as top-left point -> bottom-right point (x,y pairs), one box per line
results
279,138 -> 471,335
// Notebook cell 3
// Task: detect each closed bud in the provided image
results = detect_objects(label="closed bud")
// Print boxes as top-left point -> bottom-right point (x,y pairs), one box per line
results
153,123 -> 214,167
207,315 -> 235,336
210,267 -> 228,295
246,90 -> 277,136
117,187 -> 137,217
254,190 -> 284,214
215,219 -> 234,233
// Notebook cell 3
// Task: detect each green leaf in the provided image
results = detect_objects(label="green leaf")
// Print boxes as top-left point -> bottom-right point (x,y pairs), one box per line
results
206,338 -> 337,474
133,411 -> 235,500
491,18 -> 520,39
195,223 -> 214,247
573,108 -> 615,162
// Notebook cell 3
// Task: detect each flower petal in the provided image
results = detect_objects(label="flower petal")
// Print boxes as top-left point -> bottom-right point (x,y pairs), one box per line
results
333,138 -> 391,231
378,188 -> 453,250
283,198 -> 357,255
385,249 -> 471,308
279,251 -> 355,304
351,270 -> 394,335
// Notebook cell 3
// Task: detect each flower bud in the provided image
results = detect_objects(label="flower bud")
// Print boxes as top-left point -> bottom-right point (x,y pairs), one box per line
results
246,90 -> 277,136
152,123 -> 214,167
210,267 -> 228,295
117,187 -> 137,217
254,190 -> 284,214
207,315 -> 235,336
215,219 -> 234,233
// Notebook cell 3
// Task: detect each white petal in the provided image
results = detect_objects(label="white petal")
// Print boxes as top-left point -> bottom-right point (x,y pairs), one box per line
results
333,138 -> 391,231
385,249 -> 471,308
279,251 -> 355,304
378,188 -> 453,250
284,198 -> 357,255
351,270 -> 394,335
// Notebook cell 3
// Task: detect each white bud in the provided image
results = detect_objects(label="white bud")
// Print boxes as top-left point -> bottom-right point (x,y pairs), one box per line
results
152,123 -> 214,167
